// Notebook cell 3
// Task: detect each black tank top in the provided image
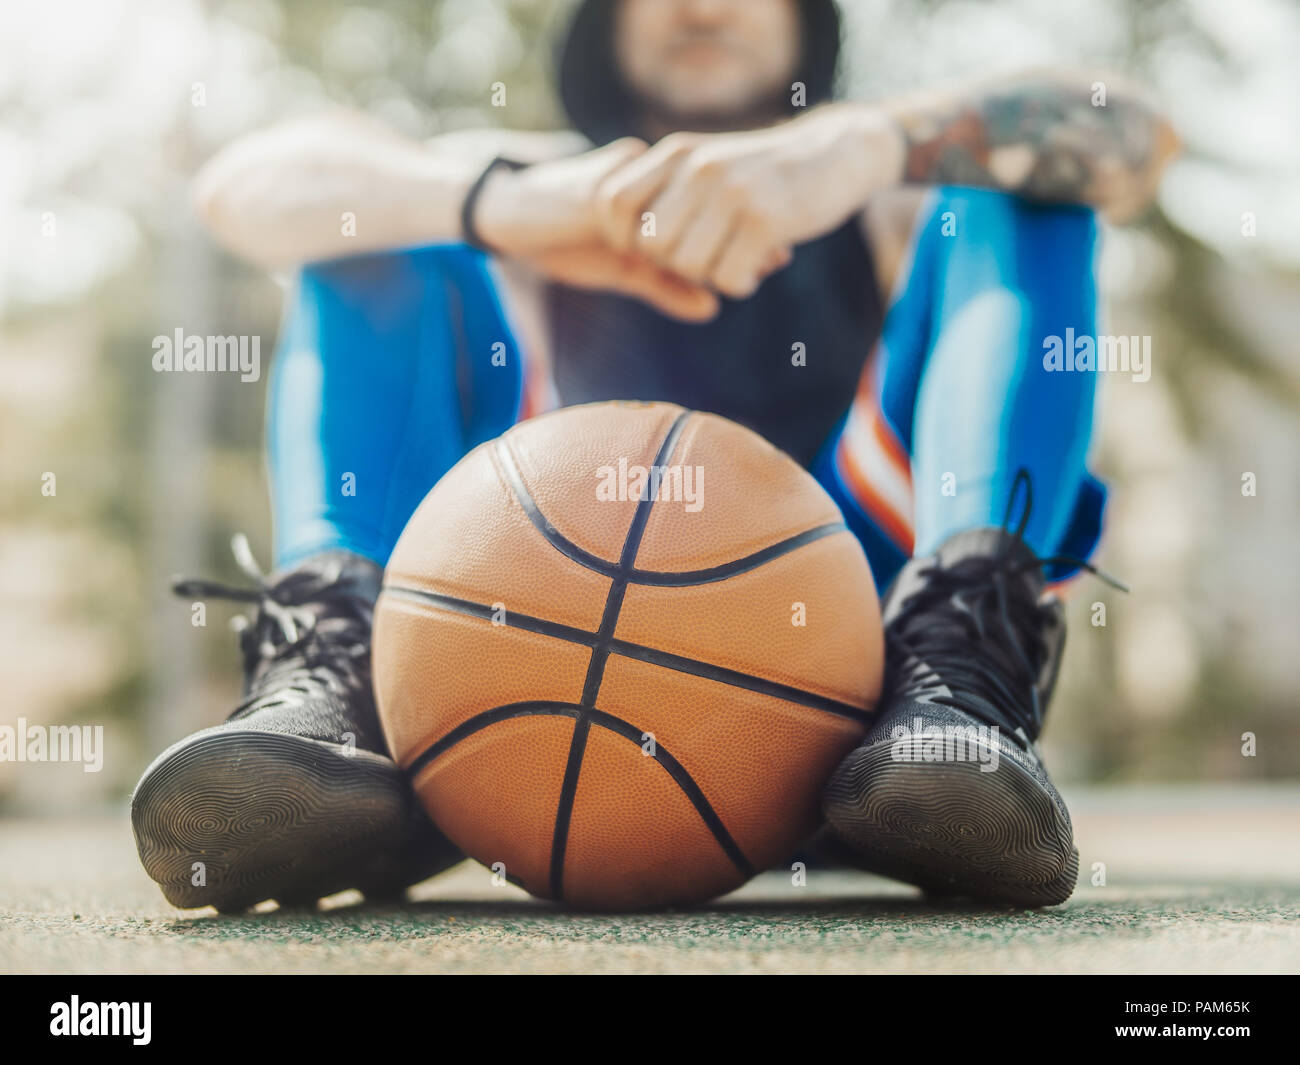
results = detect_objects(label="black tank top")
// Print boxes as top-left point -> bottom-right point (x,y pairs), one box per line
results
545,219 -> 883,467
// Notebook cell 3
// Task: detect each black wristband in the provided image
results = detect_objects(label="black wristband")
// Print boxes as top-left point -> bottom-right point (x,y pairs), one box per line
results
460,156 -> 529,253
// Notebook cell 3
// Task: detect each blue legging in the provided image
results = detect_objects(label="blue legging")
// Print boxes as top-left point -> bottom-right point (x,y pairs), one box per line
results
269,188 -> 1105,590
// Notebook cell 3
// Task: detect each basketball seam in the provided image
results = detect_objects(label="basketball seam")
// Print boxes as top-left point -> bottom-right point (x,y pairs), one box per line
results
493,434 -> 848,585
546,410 -> 695,901
394,409 -> 862,903
585,709 -> 755,879
405,701 -> 581,777
625,522 -> 849,585
405,703 -> 755,884
381,586 -> 870,722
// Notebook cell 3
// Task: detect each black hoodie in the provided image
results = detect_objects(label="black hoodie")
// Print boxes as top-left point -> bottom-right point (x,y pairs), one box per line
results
546,0 -> 883,467
557,0 -> 843,145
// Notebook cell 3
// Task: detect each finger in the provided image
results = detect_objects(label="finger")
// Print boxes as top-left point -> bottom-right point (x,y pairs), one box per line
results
711,223 -> 788,301
593,137 -> 696,255
664,194 -> 742,284
763,246 -> 793,273
535,245 -> 720,321
591,136 -> 648,169
636,160 -> 719,263
616,257 -> 722,321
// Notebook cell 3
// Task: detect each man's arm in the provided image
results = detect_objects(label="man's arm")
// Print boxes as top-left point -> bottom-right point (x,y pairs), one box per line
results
191,111 -> 579,269
884,69 -> 1181,222
194,113 -> 719,319
592,70 -> 1176,298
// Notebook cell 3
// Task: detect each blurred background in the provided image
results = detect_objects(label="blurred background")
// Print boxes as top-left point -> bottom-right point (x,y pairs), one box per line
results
2,0 -> 1297,814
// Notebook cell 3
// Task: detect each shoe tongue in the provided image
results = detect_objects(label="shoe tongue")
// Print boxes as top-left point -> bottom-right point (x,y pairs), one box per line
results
884,526 -> 1045,625
935,527 -> 1045,596
269,550 -> 383,607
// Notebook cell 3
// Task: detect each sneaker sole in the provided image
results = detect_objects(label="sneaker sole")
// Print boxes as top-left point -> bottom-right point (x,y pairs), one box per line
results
821,736 -> 1078,906
131,729 -> 419,911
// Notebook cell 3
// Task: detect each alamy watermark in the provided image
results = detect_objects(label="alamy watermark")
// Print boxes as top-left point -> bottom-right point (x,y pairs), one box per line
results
152,328 -> 260,382
890,717 -> 1001,772
0,718 -> 104,772
50,997 -> 150,1045
1043,328 -> 1151,383
595,458 -> 704,512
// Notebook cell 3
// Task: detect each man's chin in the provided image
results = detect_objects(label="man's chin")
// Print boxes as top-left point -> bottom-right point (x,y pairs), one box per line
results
643,95 -> 782,135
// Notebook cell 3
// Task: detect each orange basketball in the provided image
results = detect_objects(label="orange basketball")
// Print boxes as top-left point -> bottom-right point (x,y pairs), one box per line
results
373,401 -> 883,909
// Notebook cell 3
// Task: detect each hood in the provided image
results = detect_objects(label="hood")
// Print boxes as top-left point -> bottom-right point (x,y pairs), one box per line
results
556,0 -> 843,145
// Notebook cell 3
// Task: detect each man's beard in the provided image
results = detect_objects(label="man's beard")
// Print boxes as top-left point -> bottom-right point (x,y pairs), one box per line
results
634,85 -> 792,139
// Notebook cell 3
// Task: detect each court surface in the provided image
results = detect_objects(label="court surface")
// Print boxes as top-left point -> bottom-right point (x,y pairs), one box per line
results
2,785 -> 1297,975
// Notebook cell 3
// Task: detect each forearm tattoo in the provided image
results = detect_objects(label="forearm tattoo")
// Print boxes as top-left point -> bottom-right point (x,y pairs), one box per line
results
895,78 -> 1169,210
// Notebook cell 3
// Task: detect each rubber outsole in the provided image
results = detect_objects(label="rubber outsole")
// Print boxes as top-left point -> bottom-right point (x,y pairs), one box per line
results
821,735 -> 1078,907
131,728 -> 436,911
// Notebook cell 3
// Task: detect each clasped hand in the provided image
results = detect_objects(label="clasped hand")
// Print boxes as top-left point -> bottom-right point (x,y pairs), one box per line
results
476,104 -> 902,321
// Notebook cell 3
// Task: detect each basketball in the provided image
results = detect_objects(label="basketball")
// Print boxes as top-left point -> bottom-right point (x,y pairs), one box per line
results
372,401 -> 883,909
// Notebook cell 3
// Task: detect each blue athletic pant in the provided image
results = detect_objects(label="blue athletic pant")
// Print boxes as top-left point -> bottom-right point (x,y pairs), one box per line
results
268,188 -> 1106,591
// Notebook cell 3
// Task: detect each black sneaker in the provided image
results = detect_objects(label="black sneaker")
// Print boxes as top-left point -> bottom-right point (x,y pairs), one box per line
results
822,472 -> 1122,906
131,536 -> 461,912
